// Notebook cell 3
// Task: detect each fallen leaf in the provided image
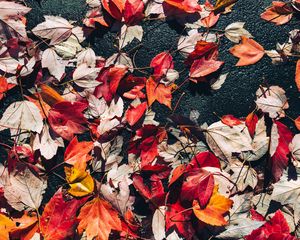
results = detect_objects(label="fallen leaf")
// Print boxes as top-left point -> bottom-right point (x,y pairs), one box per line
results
48,101 -> 88,140
42,48 -> 66,80
189,58 -> 224,78
3,167 -> 47,211
260,1 -> 293,26
64,136 -> 94,167
77,197 -> 122,240
193,185 -> 233,226
214,0 -> 237,14
0,213 -> 15,240
225,22 -> 252,43
164,0 -> 202,13
255,86 -> 288,119
221,114 -> 242,127
40,188 -> 88,240
152,206 -> 166,240
0,100 -> 43,134
146,77 -> 172,109
65,166 -> 95,197
229,37 -> 265,66
32,16 -> 74,45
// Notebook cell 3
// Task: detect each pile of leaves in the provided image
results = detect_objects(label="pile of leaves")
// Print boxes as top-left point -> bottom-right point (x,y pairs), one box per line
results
0,0 -> 300,239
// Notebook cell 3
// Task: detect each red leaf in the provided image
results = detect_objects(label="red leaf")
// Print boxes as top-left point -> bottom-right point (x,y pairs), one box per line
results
48,101 -> 88,141
40,188 -> 88,240
189,58 -> 224,79
94,66 -> 128,102
246,112 -> 259,138
270,121 -> 294,182
125,101 -> 147,126
245,210 -> 295,240
146,77 -> 172,109
168,164 -> 186,187
132,174 -> 165,206
101,0 -> 125,20
64,137 -> 94,168
221,114 -> 242,127
185,41 -> 219,66
123,0 -> 144,25
150,51 -> 174,77
165,199 -> 194,239
187,151 -> 221,171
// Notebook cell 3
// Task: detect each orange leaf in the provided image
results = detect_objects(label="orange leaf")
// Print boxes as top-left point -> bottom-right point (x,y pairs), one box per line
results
146,77 -> 172,109
221,114 -> 242,127
164,0 -> 202,13
296,60 -> 300,92
192,185 -> 233,226
260,1 -> 293,25
168,164 -> 186,187
101,0 -> 125,20
189,58 -> 224,78
246,112 -> 258,138
77,197 -> 122,240
229,37 -> 265,66
10,212 -> 38,240
40,84 -> 64,106
0,213 -> 15,240
64,137 -> 94,169
295,116 -> 300,131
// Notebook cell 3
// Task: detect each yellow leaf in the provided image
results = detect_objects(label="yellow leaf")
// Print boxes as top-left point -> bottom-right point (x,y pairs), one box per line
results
214,0 -> 237,14
192,185 -> 233,226
65,166 -> 94,197
0,213 -> 15,240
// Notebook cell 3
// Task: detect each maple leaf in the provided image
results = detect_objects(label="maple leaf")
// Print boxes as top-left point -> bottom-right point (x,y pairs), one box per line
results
48,101 -> 88,140
10,211 -> 38,240
269,121 -> 293,182
41,48 -> 66,81
150,51 -> 174,77
260,1 -> 293,26
3,166 -> 47,211
101,0 -> 125,20
64,136 -> 94,168
165,199 -> 195,239
124,0 -> 144,25
245,210 -> 296,240
32,16 -> 74,45
146,77 -> 172,109
40,188 -> 88,240
229,37 -> 265,66
290,134 -> 300,167
94,66 -> 128,102
164,0 -> 202,13
125,100 -> 147,126
0,100 -> 43,134
225,22 -> 253,43
77,197 -> 122,240
255,86 -> 288,119
39,84 -> 65,106
189,58 -> 224,79
192,185 -> 233,226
